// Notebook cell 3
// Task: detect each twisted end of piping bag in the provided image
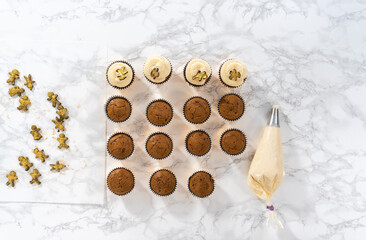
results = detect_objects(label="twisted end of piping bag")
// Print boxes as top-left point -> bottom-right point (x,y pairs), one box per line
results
266,200 -> 283,229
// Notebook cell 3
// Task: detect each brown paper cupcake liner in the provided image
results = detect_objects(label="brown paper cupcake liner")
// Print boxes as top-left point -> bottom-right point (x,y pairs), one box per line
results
104,95 -> 132,123
218,59 -> 247,88
149,169 -> 177,197
106,167 -> 135,196
183,96 -> 211,124
183,59 -> 212,87
145,99 -> 174,127
144,58 -> 173,85
220,128 -> 247,156
106,60 -> 135,90
106,132 -> 134,160
185,129 -> 212,157
217,93 -> 245,121
187,170 -> 215,198
145,132 -> 173,160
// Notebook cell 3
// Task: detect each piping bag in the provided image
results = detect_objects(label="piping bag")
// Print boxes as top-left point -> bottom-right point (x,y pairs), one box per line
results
248,105 -> 284,228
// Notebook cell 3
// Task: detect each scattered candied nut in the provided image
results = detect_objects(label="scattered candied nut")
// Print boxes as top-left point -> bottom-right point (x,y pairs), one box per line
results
229,69 -> 241,81
30,125 -> 42,140
8,86 -> 25,97
7,69 -> 20,85
30,169 -> 41,185
56,104 -> 69,120
151,67 -> 160,79
116,66 -> 128,80
17,95 -> 31,112
57,133 -> 69,149
24,74 -> 35,90
52,118 -> 65,132
19,156 -> 33,171
192,70 -> 208,82
6,171 -> 18,187
33,148 -> 49,163
50,161 -> 66,172
47,92 -> 61,108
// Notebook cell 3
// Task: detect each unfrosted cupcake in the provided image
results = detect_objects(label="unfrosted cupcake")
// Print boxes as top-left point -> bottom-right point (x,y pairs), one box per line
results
218,93 -> 244,121
107,133 -> 134,160
188,171 -> 214,198
219,60 -> 247,88
144,56 -> 172,84
146,132 -> 173,160
107,168 -> 134,196
106,61 -> 134,89
183,96 -> 211,124
185,130 -> 211,157
149,169 -> 177,196
184,59 -> 211,87
105,96 -> 132,122
220,129 -> 246,155
146,100 -> 173,127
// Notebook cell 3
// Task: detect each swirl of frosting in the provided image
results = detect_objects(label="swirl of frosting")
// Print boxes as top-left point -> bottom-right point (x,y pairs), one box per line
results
107,62 -> 134,88
144,56 -> 172,83
185,59 -> 211,86
220,60 -> 247,87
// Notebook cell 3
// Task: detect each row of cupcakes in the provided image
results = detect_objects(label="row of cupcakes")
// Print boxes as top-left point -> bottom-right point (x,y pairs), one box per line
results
106,57 -> 248,89
105,93 -> 245,125
107,168 -> 214,198
107,129 -> 247,160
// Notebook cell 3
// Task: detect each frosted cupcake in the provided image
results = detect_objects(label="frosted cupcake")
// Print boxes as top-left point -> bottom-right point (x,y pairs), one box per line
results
144,56 -> 172,84
184,59 -> 211,87
106,61 -> 134,89
219,60 -> 247,88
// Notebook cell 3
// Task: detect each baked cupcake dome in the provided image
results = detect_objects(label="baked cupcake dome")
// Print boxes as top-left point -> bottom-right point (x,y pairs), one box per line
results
188,171 -> 214,198
106,61 -> 134,89
218,93 -> 244,121
146,100 -> 173,127
185,130 -> 211,157
219,60 -> 247,88
107,167 -> 134,196
146,132 -> 173,160
107,133 -> 134,160
220,129 -> 247,155
105,96 -> 132,123
184,59 -> 211,87
149,169 -> 177,196
183,96 -> 211,124
144,56 -> 172,84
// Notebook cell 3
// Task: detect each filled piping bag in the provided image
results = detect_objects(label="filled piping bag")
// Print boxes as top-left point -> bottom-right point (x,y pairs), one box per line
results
248,105 -> 284,228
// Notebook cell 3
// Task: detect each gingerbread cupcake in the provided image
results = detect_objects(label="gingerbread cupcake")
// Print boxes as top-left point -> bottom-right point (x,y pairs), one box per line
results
183,96 -> 211,124
106,61 -> 134,89
185,130 -> 211,157
184,59 -> 211,87
149,169 -> 177,196
144,56 -> 172,84
220,129 -> 247,155
188,171 -> 214,198
218,93 -> 244,121
146,132 -> 173,160
107,167 -> 135,196
219,59 -> 247,88
107,133 -> 134,160
146,99 -> 173,127
105,96 -> 132,123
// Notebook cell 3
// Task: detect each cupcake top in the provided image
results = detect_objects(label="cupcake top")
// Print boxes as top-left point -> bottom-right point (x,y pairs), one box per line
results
184,97 -> 210,124
107,168 -> 134,195
185,59 -> 211,86
220,60 -> 247,87
108,133 -> 134,159
107,61 -> 134,88
218,94 -> 244,121
186,130 -> 211,156
146,133 -> 172,159
106,97 -> 131,122
188,171 -> 214,198
147,100 -> 173,126
144,56 -> 172,84
150,169 -> 176,196
221,129 -> 246,155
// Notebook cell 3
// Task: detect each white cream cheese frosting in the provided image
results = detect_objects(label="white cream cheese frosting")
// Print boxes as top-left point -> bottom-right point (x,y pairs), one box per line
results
220,60 -> 247,87
107,62 -> 134,88
143,56 -> 172,83
185,59 -> 211,86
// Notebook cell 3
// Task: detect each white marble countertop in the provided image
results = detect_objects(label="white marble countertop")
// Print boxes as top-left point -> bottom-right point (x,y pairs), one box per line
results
1,0 -> 366,239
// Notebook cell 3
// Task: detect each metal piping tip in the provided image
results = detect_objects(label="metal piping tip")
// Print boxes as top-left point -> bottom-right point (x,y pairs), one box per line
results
268,105 -> 280,127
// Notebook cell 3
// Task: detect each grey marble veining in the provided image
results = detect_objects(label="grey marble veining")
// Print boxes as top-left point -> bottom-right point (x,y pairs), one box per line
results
0,0 -> 366,239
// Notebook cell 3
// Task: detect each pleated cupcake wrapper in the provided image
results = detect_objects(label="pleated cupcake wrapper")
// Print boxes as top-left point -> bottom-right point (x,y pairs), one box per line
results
187,170 -> 215,198
106,132 -> 134,161
145,132 -> 173,160
144,58 -> 173,85
106,60 -> 135,90
183,96 -> 211,125
217,93 -> 245,122
185,129 -> 212,157
220,128 -> 247,156
104,95 -> 132,123
106,167 -> 135,196
183,59 -> 212,88
145,99 -> 174,127
218,59 -> 247,89
149,169 -> 177,197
